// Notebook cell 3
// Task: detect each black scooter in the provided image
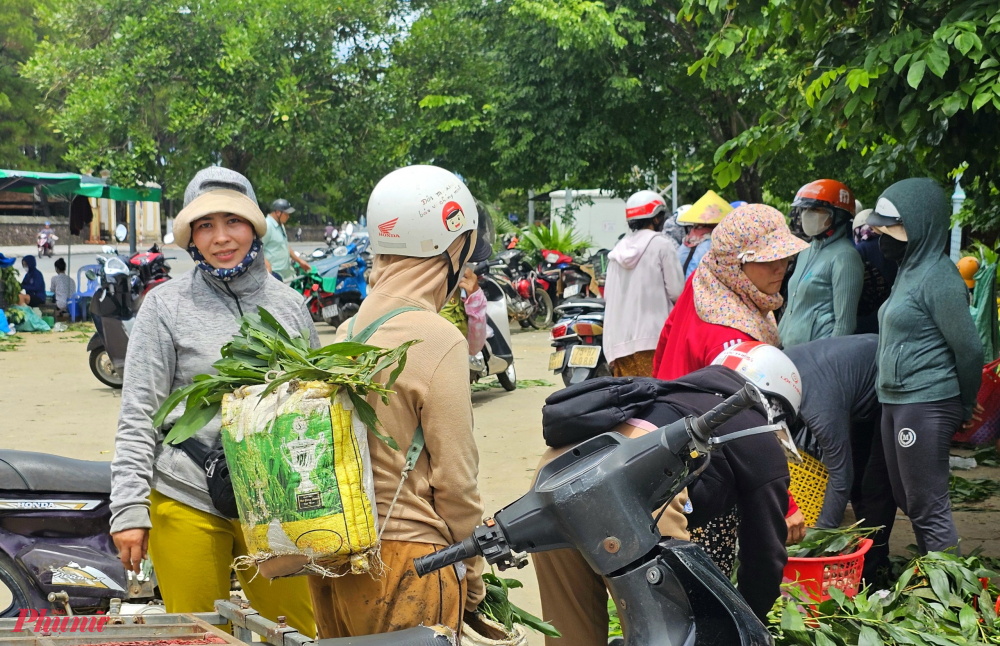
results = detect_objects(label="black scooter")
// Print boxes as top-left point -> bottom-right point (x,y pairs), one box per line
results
415,384 -> 776,646
549,297 -> 609,387
0,451 -> 157,617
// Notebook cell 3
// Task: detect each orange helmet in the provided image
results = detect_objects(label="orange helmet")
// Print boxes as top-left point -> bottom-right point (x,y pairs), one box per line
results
792,180 -> 855,214
957,257 -> 979,288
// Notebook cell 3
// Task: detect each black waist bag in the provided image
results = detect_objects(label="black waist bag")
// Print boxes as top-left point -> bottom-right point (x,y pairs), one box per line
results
176,437 -> 239,519
542,377 -> 661,448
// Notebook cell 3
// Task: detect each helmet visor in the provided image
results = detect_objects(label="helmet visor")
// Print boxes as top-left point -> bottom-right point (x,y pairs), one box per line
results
469,202 -> 496,262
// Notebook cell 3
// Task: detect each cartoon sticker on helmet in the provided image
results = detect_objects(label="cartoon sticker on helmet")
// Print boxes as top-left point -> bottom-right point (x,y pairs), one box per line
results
442,201 -> 466,232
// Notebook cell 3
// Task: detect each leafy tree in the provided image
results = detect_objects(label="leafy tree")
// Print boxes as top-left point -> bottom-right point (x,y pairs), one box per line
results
0,0 -> 65,170
680,0 -> 1000,229
24,0 -> 404,212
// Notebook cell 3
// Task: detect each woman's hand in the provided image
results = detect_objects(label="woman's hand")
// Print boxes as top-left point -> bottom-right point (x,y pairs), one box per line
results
785,509 -> 806,544
458,267 -> 480,295
112,528 -> 150,573
962,403 -> 985,430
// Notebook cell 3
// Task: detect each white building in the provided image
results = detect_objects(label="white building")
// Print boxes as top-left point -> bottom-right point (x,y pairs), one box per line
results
547,189 -> 629,251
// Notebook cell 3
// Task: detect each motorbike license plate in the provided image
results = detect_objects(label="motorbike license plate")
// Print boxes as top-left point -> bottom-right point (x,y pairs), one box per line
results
563,284 -> 581,298
568,345 -> 601,369
548,349 -> 566,371
321,304 -> 340,319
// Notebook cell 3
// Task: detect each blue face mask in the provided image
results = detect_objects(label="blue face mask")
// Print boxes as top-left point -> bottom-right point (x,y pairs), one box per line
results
188,237 -> 262,282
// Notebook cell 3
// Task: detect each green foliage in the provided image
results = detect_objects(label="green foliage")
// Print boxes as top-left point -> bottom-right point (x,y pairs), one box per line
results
608,598 -> 622,638
2,267 -> 20,306
479,573 -> 562,637
679,0 -> 1000,230
787,522 -> 882,559
517,220 -> 591,265
949,474 -> 1000,504
24,0 -> 406,211
0,0 -> 66,170
770,551 -> 1000,645
153,308 -> 418,448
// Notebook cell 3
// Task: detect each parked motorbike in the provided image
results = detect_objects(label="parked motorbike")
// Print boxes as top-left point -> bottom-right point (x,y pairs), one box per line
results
549,297 -> 609,387
87,226 -> 172,388
489,249 -> 553,329
414,384 -> 776,646
36,232 -> 57,258
295,226 -> 368,329
536,248 -> 600,303
469,262 -> 517,391
0,450 -> 158,617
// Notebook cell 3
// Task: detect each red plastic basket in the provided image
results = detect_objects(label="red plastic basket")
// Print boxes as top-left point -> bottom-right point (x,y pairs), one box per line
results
782,539 -> 872,603
953,358 -> 1000,446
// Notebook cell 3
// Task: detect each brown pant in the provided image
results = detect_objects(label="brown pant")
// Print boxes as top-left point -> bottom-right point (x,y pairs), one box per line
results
532,439 -> 690,646
308,540 -> 467,638
611,350 -> 655,378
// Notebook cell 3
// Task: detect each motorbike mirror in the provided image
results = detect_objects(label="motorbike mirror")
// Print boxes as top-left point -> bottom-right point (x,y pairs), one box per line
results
163,231 -> 175,245
115,224 -> 128,242
85,270 -> 97,281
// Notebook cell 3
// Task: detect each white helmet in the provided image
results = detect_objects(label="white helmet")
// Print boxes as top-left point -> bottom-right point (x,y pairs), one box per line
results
711,342 -> 802,415
366,165 -> 492,262
625,190 -> 668,221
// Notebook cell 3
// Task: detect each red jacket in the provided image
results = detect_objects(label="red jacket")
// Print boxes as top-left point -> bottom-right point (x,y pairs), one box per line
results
651,276 -> 799,518
652,276 -> 754,380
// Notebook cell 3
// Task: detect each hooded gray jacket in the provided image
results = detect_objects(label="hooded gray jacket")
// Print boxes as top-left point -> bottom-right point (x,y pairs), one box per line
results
109,255 -> 320,533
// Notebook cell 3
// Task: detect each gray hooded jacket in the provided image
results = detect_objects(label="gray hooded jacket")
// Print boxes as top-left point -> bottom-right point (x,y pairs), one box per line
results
109,254 -> 320,533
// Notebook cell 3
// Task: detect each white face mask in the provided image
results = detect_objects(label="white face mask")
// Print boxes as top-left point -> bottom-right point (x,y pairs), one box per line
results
801,208 -> 833,237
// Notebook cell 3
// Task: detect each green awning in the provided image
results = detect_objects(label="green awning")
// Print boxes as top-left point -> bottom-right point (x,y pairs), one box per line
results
0,169 -> 161,202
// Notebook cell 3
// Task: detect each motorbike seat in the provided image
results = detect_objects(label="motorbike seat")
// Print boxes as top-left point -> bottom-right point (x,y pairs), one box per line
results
559,297 -> 605,308
0,450 -> 111,494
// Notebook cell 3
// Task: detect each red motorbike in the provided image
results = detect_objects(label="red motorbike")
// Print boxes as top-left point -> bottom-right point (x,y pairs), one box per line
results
536,248 -> 603,304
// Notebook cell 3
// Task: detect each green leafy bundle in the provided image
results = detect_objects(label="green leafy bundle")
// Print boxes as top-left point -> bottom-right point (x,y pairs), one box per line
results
1,267 -> 19,306
949,474 -> 1000,504
479,573 -> 561,638
608,598 -> 622,638
152,307 -> 418,449
788,523 -> 882,559
770,551 -> 1000,646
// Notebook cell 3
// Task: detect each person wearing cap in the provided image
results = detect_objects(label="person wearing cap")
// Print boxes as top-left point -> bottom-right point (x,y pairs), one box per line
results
651,204 -> 810,542
308,165 -> 494,638
777,180 -> 864,348
108,167 -> 319,635
262,198 -> 310,281
602,190 -> 685,377
866,179 -> 983,554
852,209 -> 899,334
677,190 -> 733,279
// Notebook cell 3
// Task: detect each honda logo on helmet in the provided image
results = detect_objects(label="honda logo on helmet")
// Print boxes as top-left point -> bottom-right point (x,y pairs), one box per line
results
378,218 -> 400,237
839,189 -> 850,206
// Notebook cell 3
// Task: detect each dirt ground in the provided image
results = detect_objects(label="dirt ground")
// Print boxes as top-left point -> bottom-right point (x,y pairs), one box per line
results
3,323 -> 1000,642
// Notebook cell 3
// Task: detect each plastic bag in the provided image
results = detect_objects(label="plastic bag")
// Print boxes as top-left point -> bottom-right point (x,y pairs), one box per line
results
10,305 -> 50,332
221,379 -> 378,578
970,262 -> 999,363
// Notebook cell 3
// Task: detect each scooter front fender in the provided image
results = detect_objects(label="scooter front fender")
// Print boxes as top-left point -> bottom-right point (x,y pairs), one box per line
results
86,333 -> 103,353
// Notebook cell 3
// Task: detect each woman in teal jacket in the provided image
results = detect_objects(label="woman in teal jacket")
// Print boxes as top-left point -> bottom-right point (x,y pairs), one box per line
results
868,178 -> 983,554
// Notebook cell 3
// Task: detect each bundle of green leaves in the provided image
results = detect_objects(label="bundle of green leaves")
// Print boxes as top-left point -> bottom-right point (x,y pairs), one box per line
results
152,307 -> 418,449
479,573 -> 561,637
2,267 -> 20,306
788,523 -> 883,559
770,551 -> 1000,645
949,474 -> 1000,505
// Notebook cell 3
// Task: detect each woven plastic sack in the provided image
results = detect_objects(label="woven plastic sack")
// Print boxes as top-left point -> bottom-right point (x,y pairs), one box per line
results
952,358 -> 1000,446
220,380 -> 378,578
462,614 -> 528,646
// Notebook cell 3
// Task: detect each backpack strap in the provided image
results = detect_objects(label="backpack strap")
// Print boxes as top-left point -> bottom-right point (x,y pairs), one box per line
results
346,306 -> 423,343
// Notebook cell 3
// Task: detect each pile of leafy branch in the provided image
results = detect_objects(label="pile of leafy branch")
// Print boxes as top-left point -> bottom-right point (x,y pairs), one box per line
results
788,523 -> 882,559
949,474 -> 1000,504
480,573 -> 561,637
770,551 -> 1000,645
1,267 -> 19,307
153,308 -> 418,449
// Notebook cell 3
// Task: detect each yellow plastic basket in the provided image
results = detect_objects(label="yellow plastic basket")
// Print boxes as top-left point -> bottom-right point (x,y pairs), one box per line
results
788,452 -> 829,527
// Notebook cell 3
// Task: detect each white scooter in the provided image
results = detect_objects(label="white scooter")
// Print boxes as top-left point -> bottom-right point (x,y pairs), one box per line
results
469,262 -> 517,391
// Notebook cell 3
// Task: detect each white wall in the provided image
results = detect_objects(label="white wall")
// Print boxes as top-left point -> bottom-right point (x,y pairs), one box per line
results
549,189 -> 629,251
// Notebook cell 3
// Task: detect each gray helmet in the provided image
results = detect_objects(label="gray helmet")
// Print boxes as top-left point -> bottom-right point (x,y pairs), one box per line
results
183,167 -> 257,207
270,198 -> 295,214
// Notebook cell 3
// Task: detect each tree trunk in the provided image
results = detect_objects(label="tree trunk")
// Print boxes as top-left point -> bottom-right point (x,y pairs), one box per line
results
733,165 -> 763,203
221,147 -> 253,176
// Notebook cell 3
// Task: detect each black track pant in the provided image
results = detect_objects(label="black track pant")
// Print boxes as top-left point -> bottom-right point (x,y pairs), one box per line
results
849,410 -> 896,583
880,397 -> 965,554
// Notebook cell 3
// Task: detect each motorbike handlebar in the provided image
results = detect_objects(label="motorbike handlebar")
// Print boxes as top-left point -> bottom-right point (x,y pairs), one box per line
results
413,536 -> 480,577
688,384 -> 762,444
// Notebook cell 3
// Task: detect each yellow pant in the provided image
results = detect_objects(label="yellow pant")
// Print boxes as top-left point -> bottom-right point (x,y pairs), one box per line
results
148,490 -> 316,638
